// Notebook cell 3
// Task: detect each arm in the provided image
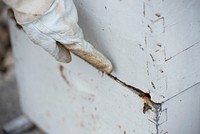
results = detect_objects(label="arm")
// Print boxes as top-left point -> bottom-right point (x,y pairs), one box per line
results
3,0 -> 54,24
4,0 -> 112,73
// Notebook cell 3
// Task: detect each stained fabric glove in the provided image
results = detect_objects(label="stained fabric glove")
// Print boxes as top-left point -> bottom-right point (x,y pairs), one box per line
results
4,0 -> 112,73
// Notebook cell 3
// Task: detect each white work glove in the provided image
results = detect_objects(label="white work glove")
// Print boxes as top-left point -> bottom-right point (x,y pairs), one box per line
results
7,0 -> 113,73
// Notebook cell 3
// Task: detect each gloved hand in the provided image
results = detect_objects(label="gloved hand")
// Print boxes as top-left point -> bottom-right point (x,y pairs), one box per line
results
6,0 -> 113,73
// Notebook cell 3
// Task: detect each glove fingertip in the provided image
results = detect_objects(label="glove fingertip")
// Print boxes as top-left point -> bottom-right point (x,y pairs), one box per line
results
104,63 -> 113,74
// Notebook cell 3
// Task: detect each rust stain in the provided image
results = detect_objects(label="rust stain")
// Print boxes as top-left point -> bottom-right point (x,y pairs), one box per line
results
59,64 -> 70,85
143,103 -> 152,114
107,74 -> 161,113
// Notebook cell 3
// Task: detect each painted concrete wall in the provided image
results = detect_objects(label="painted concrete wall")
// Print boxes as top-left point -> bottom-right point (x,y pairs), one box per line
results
158,83 -> 200,134
9,0 -> 200,134
10,20 -> 158,134
73,0 -> 200,102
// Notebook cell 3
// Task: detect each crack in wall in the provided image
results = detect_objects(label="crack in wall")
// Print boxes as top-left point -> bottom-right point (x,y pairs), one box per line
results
107,74 -> 161,111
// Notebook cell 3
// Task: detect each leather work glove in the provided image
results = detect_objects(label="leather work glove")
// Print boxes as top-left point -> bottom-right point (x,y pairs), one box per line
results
4,0 -> 112,73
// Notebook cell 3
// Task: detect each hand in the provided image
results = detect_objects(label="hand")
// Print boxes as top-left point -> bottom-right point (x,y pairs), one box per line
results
19,0 -> 112,73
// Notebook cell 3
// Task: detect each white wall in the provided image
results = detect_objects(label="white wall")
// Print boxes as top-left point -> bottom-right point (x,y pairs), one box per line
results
9,0 -> 200,133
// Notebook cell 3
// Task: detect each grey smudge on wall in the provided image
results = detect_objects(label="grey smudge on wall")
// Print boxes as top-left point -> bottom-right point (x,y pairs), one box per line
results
59,64 -> 70,85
